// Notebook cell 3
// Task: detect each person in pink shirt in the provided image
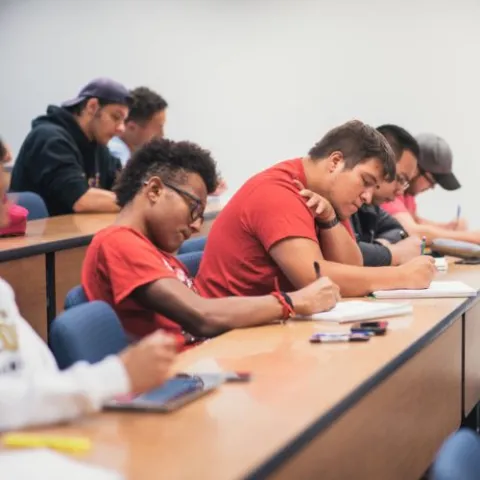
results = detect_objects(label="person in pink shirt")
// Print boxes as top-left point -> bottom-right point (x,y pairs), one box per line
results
380,127 -> 480,244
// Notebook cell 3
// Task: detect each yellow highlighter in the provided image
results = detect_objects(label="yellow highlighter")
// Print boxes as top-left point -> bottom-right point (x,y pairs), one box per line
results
2,433 -> 92,454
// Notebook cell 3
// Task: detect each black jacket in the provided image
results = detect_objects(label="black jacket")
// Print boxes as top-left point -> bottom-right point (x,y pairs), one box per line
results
10,106 -> 122,216
351,205 -> 406,266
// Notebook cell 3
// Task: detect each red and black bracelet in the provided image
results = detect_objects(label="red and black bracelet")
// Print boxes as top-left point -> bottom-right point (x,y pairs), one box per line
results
272,277 -> 295,319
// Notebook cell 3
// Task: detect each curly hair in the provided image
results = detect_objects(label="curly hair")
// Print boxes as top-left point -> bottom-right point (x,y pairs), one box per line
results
309,120 -> 396,182
126,87 -> 168,124
114,138 -> 219,207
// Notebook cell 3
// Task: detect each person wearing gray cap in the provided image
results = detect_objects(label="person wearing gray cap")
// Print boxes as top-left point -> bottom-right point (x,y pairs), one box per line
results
10,78 -> 132,216
382,132 -> 480,244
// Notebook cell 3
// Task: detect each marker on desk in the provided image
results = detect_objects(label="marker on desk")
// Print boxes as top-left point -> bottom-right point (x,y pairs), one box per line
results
310,332 -> 371,343
421,236 -> 426,255
314,261 -> 321,279
2,433 -> 92,454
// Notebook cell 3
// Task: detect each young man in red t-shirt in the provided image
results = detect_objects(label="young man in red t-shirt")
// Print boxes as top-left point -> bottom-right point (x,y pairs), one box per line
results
196,121 -> 437,299
379,127 -> 480,245
82,139 -> 340,350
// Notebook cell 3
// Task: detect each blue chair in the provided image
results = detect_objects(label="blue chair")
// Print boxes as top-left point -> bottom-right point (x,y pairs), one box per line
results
177,251 -> 203,277
49,301 -> 129,369
178,236 -> 207,254
64,285 -> 88,310
430,429 -> 480,480
8,191 -> 49,220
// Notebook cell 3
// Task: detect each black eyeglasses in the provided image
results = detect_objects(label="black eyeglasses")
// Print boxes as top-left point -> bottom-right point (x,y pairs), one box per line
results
164,182 -> 204,222
395,173 -> 410,191
412,167 -> 436,188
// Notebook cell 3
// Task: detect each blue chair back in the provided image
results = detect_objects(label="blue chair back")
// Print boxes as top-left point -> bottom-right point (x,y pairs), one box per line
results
430,428 -> 480,480
177,251 -> 203,277
49,301 -> 129,369
8,192 -> 49,220
64,285 -> 88,310
178,236 -> 207,254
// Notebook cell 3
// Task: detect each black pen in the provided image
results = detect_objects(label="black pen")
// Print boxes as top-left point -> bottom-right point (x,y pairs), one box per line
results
314,261 -> 321,279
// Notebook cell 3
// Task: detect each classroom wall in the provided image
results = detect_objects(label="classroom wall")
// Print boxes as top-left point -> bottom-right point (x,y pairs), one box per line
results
0,0 -> 479,225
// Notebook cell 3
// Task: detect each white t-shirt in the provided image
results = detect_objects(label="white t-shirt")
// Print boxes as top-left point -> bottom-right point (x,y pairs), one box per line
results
0,278 -> 130,431
107,136 -> 131,166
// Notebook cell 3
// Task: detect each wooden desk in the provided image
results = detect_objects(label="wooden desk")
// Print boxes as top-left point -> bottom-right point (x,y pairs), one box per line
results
0,204 -> 221,338
441,262 -> 480,417
0,255 -> 47,341
34,294 -> 470,479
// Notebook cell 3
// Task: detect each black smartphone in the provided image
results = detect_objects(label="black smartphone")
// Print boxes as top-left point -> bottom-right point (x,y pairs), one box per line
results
351,321 -> 388,336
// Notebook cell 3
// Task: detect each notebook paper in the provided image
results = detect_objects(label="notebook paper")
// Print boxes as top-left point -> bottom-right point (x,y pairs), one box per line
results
372,281 -> 477,299
300,300 -> 413,323
0,449 -> 123,480
435,257 -> 448,271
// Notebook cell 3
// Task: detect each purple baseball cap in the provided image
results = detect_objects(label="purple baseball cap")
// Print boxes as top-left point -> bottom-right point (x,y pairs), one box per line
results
62,78 -> 132,108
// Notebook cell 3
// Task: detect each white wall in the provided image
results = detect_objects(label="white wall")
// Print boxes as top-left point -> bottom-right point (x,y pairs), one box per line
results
1,0 -> 479,225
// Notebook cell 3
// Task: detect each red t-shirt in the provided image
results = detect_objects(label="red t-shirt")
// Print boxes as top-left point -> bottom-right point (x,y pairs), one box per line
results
196,158 -> 353,298
381,194 -> 417,216
82,225 -> 198,350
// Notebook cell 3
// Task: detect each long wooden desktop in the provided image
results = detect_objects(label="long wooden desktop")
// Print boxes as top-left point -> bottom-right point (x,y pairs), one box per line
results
23,262 -> 480,480
0,203 -> 221,341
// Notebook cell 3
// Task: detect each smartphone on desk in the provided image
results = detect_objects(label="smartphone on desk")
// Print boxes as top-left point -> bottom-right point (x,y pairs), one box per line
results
351,321 -> 388,336
103,373 -> 224,413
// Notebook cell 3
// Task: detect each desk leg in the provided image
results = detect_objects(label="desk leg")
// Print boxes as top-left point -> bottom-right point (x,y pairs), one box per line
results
54,246 -> 88,316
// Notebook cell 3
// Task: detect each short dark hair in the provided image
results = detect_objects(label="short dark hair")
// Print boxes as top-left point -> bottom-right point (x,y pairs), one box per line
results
63,97 -> 117,116
114,138 -> 219,207
308,120 -> 396,181
0,138 -> 6,163
126,87 -> 168,124
377,124 -> 420,161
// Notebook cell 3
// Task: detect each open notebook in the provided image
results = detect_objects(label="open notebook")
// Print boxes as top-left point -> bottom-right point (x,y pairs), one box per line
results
299,300 -> 413,323
372,281 -> 477,299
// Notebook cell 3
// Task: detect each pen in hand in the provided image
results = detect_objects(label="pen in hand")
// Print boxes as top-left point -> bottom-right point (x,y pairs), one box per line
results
314,261 -> 321,279
421,236 -> 426,255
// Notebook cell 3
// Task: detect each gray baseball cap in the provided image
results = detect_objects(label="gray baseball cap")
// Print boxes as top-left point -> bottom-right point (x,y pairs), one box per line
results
62,78 -> 132,108
416,133 -> 460,191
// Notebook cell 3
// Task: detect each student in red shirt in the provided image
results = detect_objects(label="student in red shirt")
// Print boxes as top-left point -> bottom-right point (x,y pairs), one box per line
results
82,139 -> 340,350
380,126 -> 480,245
196,120 -> 436,299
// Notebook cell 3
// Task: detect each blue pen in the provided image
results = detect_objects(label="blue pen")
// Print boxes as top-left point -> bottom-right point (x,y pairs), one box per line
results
456,205 -> 461,229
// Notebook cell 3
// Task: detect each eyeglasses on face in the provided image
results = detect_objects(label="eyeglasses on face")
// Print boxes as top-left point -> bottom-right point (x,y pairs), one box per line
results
395,173 -> 410,191
143,180 -> 204,222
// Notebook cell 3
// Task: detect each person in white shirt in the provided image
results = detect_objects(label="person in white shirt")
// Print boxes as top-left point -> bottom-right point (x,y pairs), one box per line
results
108,86 -> 167,166
0,161 -> 176,431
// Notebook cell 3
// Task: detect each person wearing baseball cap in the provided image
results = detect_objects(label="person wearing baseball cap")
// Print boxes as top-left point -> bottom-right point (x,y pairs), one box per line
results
411,133 -> 461,193
382,129 -> 480,244
10,78 -> 132,216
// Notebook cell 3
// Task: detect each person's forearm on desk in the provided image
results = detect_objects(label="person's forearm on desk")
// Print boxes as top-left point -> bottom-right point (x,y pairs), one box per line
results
73,188 -> 120,213
393,212 -> 480,245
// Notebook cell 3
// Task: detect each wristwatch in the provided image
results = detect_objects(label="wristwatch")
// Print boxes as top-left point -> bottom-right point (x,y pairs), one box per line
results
316,216 -> 340,229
